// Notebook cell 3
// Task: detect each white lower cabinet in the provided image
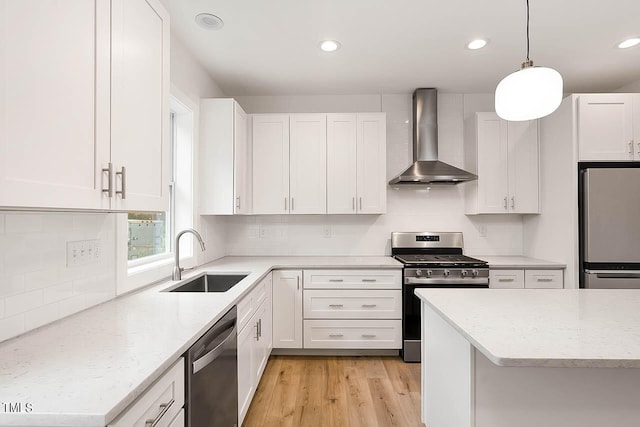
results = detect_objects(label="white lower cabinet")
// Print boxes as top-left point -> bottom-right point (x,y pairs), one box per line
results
272,270 -> 303,349
489,269 -> 563,289
237,274 -> 272,426
303,289 -> 401,319
108,358 -> 184,427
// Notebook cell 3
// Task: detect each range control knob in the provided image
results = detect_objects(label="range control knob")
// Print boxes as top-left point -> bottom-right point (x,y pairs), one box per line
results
426,269 -> 433,277
415,269 -> 423,277
461,270 -> 469,277
471,269 -> 479,277
443,269 -> 450,277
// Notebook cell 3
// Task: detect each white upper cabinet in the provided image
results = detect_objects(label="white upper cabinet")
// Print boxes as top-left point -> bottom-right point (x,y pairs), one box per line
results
0,0 -> 110,210
577,94 -> 639,161
110,0 -> 170,212
465,112 -> 539,214
356,113 -> 387,214
289,114 -> 327,214
199,99 -> 251,214
252,114 -> 290,214
326,113 -> 387,214
0,0 -> 169,212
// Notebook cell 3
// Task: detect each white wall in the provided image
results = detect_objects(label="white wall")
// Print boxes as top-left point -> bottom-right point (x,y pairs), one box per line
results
224,93 -> 523,257
614,79 -> 640,92
0,213 -> 116,341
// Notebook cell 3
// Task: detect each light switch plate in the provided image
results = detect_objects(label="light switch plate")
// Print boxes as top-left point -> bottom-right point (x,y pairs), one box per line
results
67,239 -> 101,267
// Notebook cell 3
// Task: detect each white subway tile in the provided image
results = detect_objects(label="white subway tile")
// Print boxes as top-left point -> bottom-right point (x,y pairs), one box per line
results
0,314 -> 25,342
5,290 -> 44,317
43,282 -> 73,304
57,294 -> 91,319
24,268 -> 62,292
24,304 -> 60,331
0,214 -> 5,234
0,274 -> 25,298
4,213 -> 43,234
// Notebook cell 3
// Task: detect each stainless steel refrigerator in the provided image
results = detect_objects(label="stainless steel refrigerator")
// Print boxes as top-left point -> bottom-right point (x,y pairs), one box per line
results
580,164 -> 640,288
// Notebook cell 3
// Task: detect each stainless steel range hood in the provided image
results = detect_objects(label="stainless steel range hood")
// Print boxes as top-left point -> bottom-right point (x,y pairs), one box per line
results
388,88 -> 477,186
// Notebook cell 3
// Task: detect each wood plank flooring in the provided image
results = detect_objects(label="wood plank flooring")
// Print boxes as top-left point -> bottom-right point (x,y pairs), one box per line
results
242,356 -> 425,427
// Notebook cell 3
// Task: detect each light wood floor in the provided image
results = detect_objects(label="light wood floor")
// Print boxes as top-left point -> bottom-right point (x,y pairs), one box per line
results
242,355 -> 425,427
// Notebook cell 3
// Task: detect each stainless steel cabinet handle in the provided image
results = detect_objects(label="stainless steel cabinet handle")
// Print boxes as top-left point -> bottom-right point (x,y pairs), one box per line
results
116,166 -> 126,199
511,197 -> 515,209
255,321 -> 259,341
297,275 -> 300,290
503,196 -> 508,210
291,197 -> 294,211
361,334 -> 377,338
144,398 -> 175,427
362,304 -> 377,308
329,304 -> 344,308
102,163 -> 113,197
329,334 -> 344,338
498,278 -> 515,282
636,141 -> 639,158
536,278 -> 553,282
359,197 -> 363,211
352,197 -> 355,211
329,279 -> 344,282
284,197 -> 287,211
629,141 -> 634,155
361,279 -> 377,283
236,197 -> 241,210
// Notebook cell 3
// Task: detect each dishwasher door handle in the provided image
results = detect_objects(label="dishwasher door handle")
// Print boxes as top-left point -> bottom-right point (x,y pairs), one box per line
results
192,324 -> 236,374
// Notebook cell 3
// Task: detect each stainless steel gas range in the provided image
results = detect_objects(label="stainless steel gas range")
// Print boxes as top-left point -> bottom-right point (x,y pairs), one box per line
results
391,231 -> 489,362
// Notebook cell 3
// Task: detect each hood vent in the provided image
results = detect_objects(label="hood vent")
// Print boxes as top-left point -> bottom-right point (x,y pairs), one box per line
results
388,88 -> 477,186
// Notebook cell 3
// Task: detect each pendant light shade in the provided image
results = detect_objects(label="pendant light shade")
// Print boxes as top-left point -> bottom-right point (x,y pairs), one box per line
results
495,0 -> 563,121
495,63 -> 563,121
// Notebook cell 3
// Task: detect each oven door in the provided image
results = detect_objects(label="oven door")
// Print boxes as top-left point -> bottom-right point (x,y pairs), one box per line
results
402,278 -> 488,363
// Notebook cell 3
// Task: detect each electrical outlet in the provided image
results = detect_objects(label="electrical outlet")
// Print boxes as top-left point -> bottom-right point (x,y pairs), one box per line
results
258,227 -> 266,238
67,239 -> 101,267
478,225 -> 487,238
323,226 -> 332,238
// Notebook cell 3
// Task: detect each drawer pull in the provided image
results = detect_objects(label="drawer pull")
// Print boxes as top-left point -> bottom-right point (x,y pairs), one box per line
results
362,304 -> 377,308
362,334 -> 377,338
329,279 -> 344,282
329,304 -> 344,308
361,279 -> 377,282
498,278 -> 515,282
329,334 -> 344,338
145,398 -> 175,427
536,278 -> 553,282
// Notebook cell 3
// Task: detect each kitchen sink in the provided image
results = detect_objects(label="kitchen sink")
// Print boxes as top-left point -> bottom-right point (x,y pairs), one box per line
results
167,273 -> 248,293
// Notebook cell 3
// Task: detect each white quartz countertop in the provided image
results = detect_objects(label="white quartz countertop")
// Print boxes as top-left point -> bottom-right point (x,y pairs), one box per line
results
415,288 -> 640,368
474,255 -> 566,269
0,256 -> 400,427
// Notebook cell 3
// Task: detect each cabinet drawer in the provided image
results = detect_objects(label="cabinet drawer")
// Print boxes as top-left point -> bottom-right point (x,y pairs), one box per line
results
525,269 -> 563,289
303,319 -> 401,349
303,289 -> 401,319
303,269 -> 401,289
238,273 -> 272,331
109,358 -> 184,427
489,270 -> 525,289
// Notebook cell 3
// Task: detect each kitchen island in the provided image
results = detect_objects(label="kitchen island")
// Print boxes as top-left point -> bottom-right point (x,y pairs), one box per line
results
416,288 -> 640,427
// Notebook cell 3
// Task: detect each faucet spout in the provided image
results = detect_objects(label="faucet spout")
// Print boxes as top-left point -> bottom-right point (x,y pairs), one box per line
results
173,228 -> 206,281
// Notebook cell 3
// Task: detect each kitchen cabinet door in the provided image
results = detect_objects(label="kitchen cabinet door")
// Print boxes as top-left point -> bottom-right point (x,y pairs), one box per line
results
0,0 -> 111,210
357,113 -> 387,214
272,270 -> 303,348
577,94 -> 636,161
200,99 -> 251,214
474,113 -> 509,213
237,311 -> 256,425
289,114 -> 327,214
110,0 -> 170,212
255,277 -> 272,380
327,114 -> 358,214
252,114 -> 290,214
507,120 -> 539,213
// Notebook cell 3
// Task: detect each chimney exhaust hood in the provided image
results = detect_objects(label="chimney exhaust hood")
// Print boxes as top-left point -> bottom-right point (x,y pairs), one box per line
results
388,88 -> 477,186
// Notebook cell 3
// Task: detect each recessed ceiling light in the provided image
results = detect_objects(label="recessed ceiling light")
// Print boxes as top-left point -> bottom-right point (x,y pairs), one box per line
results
618,38 -> 640,49
195,13 -> 224,31
319,40 -> 341,52
467,39 -> 488,50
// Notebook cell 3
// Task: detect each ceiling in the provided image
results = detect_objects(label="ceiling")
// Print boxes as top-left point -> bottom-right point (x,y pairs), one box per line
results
159,0 -> 640,96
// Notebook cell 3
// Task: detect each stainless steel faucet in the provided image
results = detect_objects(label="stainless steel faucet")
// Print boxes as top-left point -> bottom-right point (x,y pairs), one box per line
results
172,228 -> 206,280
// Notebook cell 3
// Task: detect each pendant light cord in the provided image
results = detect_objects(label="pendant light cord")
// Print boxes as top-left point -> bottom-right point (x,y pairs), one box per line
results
526,0 -> 530,61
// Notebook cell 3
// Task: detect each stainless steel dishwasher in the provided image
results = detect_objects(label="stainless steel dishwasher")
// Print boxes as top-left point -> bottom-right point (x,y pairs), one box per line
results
185,306 -> 238,427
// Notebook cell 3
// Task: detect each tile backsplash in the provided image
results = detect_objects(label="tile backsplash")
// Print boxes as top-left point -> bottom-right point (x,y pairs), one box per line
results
0,212 -> 116,342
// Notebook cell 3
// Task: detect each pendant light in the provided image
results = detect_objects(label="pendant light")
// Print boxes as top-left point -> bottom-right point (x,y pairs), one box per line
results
495,0 -> 563,121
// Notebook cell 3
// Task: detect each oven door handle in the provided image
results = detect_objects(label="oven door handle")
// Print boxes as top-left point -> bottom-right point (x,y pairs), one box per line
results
405,277 -> 489,285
